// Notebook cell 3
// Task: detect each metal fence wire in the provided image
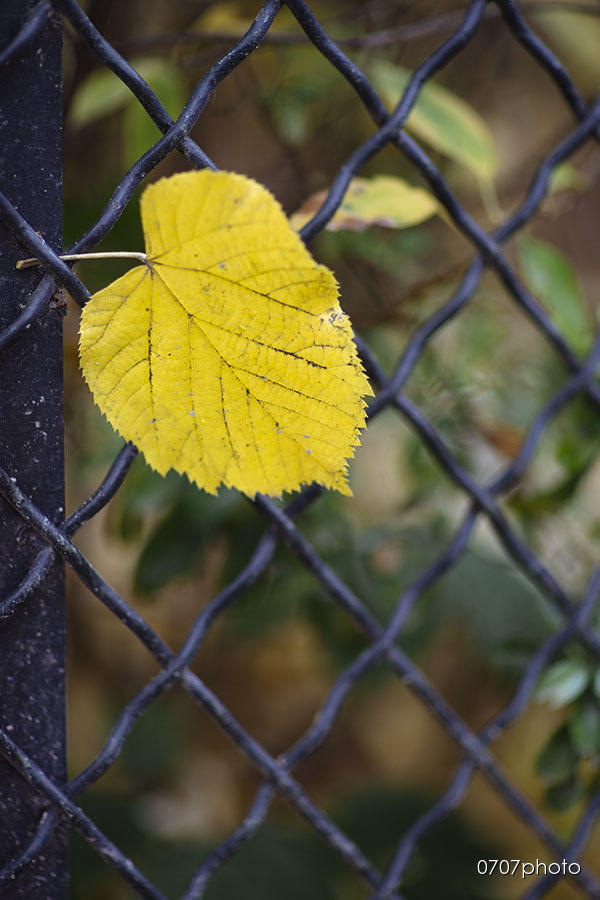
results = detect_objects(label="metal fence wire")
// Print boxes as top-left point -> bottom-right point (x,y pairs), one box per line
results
1,0 -> 600,897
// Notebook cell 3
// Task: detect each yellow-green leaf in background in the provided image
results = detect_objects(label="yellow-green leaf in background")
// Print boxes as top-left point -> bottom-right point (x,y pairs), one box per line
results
534,8 -> 600,91
192,1 -> 253,35
290,175 -> 439,232
70,68 -> 132,128
70,58 -> 176,127
548,162 -> 588,196
192,0 -> 296,39
370,60 -> 497,184
80,171 -> 372,497
69,58 -> 185,167
123,62 -> 186,167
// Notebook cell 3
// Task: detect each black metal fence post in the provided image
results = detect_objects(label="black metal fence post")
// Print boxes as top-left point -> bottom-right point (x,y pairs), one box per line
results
0,1 -> 599,897
0,3 -> 67,898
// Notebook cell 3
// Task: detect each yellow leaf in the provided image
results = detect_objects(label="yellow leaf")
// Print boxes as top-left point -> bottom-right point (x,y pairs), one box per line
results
80,171 -> 372,497
290,175 -> 439,232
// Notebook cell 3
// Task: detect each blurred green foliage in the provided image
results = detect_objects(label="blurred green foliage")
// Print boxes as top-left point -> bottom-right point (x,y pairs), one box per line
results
535,658 -> 600,811
71,785 -> 499,899
62,0 -> 600,895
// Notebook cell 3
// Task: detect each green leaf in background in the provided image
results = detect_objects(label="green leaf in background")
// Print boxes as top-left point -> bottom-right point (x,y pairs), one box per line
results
70,67 -> 135,127
369,60 -> 497,183
204,825 -> 336,900
69,57 -> 185,167
120,697 -> 183,787
316,226 -> 432,283
290,175 -> 439,232
554,415 -> 599,477
568,694 -> 600,758
593,667 -> 600,701
257,48 -> 341,148
535,658 -> 590,708
335,787 -> 499,899
544,776 -> 585,812
123,60 -> 186,166
536,725 -> 579,783
431,548 -> 556,674
518,236 -> 591,357
134,487 -> 242,594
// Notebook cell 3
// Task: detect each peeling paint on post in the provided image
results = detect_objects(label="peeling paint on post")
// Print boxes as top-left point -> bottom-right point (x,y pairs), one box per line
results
0,2 -> 67,898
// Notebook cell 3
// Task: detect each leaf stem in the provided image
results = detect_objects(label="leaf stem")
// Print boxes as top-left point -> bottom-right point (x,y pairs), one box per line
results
16,251 -> 148,270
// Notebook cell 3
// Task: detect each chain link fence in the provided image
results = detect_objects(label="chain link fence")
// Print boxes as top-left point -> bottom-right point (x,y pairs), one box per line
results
1,0 -> 600,897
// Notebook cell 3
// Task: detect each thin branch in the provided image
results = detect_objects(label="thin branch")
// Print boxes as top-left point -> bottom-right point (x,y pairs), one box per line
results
16,251 -> 148,270
117,2 -> 600,55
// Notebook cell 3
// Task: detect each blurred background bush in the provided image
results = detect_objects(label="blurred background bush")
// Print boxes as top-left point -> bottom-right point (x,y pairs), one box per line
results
62,0 -> 600,896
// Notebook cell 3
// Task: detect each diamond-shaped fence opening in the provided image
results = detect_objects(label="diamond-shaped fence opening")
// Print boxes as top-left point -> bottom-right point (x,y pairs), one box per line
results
1,0 -> 600,898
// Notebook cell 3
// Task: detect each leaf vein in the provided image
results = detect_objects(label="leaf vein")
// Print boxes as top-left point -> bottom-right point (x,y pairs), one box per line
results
156,265 -> 320,320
